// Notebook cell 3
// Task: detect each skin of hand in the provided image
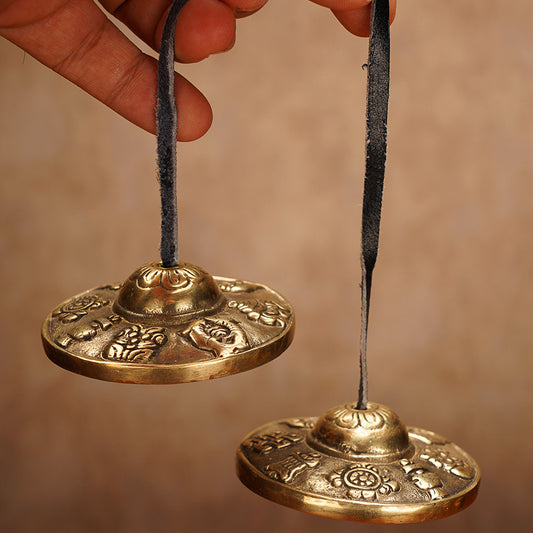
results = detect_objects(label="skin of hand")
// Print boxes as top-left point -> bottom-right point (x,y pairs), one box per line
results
0,0 -> 396,141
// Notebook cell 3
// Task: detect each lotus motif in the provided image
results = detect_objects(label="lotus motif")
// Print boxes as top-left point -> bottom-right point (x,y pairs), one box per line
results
137,264 -> 202,292
326,403 -> 389,430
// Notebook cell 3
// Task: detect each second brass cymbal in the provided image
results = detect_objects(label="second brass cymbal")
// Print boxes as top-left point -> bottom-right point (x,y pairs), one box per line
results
237,402 -> 480,523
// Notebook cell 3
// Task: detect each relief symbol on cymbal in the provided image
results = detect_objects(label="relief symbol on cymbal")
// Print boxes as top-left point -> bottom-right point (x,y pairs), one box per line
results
243,432 -> 303,455
104,325 -> 167,363
53,295 -> 110,324
184,318 -> 249,358
136,264 -> 202,292
283,418 -> 314,429
329,464 -> 399,501
228,300 -> 291,327
218,280 -> 261,294
419,447 -> 475,479
264,452 -> 321,484
400,459 -> 446,501
55,315 -> 122,349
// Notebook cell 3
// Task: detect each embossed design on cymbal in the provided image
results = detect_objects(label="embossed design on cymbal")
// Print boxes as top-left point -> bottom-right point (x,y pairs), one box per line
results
183,318 -> 249,358
228,300 -> 291,328
236,403 -> 480,523
52,295 -> 110,324
104,325 -> 167,363
309,402 -> 413,462
243,432 -> 303,455
55,314 -> 123,348
218,280 -> 261,294
328,464 -> 400,500
264,452 -> 321,483
419,447 -> 475,479
400,459 -> 446,501
136,263 -> 202,292
42,261 -> 294,384
114,262 -> 225,325
283,418 -> 314,429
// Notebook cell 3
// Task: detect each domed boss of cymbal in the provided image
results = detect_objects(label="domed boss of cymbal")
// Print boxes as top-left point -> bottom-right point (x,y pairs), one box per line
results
236,402 -> 480,524
42,261 -> 294,384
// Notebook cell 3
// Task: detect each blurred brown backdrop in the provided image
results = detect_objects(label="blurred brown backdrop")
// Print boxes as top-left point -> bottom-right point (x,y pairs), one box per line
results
1,1 -> 532,532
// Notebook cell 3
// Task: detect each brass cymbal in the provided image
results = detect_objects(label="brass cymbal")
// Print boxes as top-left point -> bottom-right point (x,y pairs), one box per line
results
236,402 -> 480,524
42,261 -> 294,384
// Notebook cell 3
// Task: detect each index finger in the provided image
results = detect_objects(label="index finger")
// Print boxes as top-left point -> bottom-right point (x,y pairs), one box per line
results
333,0 -> 396,37
309,1 -> 396,37
221,0 -> 268,16
0,0 -> 211,140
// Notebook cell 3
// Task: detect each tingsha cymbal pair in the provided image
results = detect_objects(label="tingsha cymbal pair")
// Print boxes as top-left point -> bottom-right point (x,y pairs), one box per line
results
41,0 -> 479,524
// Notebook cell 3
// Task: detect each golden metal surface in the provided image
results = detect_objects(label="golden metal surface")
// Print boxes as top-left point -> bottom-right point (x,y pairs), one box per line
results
42,262 -> 294,384
236,402 -> 480,523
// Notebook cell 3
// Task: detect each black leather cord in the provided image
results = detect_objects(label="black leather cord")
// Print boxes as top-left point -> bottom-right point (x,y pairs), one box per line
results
157,1 -> 390,402
157,0 -> 190,267
357,0 -> 390,410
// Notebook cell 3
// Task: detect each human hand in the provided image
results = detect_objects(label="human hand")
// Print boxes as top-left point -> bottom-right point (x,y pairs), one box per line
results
0,0 -> 268,140
0,1 -> 396,141
309,0 -> 396,37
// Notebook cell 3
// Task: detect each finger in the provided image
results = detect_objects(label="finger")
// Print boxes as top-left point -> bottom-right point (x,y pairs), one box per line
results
333,0 -> 396,37
103,0 -> 236,64
220,0 -> 268,18
103,0 -> 268,63
1,0 -> 211,139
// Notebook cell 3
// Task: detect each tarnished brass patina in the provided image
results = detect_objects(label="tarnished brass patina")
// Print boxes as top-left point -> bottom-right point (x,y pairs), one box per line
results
42,261 -> 294,384
236,402 -> 480,523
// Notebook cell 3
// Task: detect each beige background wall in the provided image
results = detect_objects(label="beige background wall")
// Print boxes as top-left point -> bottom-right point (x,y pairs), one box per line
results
1,1 -> 531,531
